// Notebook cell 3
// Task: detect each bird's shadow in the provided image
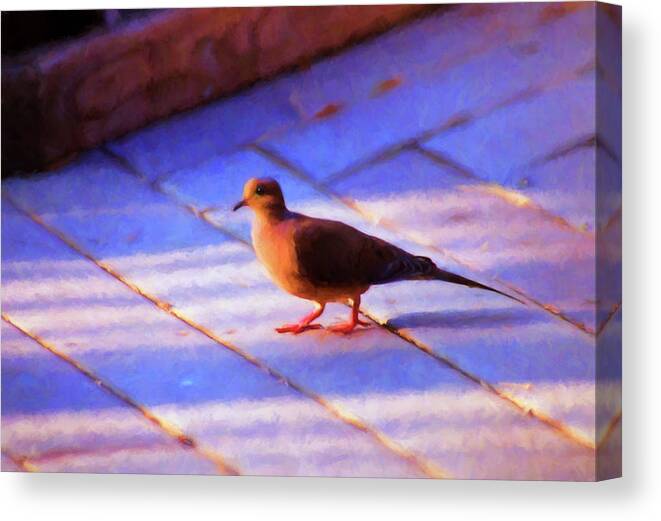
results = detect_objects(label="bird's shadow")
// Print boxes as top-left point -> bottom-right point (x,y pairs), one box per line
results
385,307 -> 543,330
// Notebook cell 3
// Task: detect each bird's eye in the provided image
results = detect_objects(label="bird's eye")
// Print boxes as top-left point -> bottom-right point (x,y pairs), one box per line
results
255,185 -> 265,196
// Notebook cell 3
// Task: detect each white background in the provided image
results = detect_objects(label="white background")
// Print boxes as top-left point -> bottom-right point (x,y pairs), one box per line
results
1,0 -> 658,519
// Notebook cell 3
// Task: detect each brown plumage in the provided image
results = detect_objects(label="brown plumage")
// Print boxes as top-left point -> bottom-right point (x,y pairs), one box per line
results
233,177 -> 523,334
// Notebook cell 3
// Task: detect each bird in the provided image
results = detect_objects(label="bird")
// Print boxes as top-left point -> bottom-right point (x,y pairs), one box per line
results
233,177 -> 524,334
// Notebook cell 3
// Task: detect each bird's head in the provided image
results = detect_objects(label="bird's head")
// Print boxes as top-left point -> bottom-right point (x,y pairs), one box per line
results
233,177 -> 286,215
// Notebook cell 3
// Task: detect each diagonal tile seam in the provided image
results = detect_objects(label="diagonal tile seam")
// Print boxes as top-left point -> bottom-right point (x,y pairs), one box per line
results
101,145 -> 596,452
148,5 -> 593,186
324,60 -> 599,187
493,280 -> 595,337
251,143 -> 597,338
596,410 -> 622,450
601,205 -> 622,234
595,59 -> 622,98
103,147 -> 253,249
521,132 -> 622,171
1,447 -> 39,472
246,144 -> 598,450
2,193 -> 448,480
595,301 -> 621,338
2,311 -> 241,476
411,142 -> 595,238
253,8 -> 563,145
362,308 -> 597,451
12,439 -> 189,466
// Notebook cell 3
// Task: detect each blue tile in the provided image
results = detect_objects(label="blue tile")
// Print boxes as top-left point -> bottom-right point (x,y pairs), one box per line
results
333,150 -> 596,331
2,149 -> 593,479
512,147 -> 595,231
262,7 -> 596,180
284,3 -> 549,118
160,148 -> 326,241
107,78 -> 300,180
1,321 -> 219,474
423,77 -> 596,186
2,198 -> 417,476
2,322 -> 121,416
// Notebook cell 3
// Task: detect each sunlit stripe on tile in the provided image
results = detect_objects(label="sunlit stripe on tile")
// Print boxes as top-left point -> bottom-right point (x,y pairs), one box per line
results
597,410 -> 622,450
3,194 -> 448,479
100,145 -> 597,451
251,142 -> 596,338
103,146 -> 253,248
1,447 -> 39,472
357,307 -> 596,451
1,312 -> 241,476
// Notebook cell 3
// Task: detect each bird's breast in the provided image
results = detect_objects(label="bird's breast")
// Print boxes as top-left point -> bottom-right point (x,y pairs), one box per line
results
252,218 -> 313,299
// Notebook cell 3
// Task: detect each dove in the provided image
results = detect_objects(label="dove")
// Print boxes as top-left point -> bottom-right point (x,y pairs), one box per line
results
233,177 -> 523,334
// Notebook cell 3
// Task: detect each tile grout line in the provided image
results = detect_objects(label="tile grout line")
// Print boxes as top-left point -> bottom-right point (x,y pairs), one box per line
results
2,311 -> 241,476
252,143 -> 597,338
324,60 -> 597,187
108,143 -> 596,452
522,133 -> 596,169
596,410 -> 622,450
17,440 -> 190,466
3,193 -> 448,480
147,7 -> 595,188
595,301 -> 621,337
253,3 -> 596,164
411,143 -> 595,238
358,309 -> 596,451
1,447 -> 39,472
248,144 -> 598,450
103,147 -> 253,248
494,279 -> 596,336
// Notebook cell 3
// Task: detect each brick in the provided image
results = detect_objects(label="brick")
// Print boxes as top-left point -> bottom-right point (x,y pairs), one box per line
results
75,49 -> 151,118
3,5 -> 429,173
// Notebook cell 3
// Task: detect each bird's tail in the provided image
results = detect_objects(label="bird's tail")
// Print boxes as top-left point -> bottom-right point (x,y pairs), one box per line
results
415,256 -> 526,305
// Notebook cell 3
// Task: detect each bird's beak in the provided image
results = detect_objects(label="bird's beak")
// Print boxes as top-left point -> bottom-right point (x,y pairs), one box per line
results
232,199 -> 247,211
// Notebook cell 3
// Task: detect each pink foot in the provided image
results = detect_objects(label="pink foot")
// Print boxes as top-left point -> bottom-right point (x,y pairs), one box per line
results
327,320 -> 370,334
275,323 -> 323,334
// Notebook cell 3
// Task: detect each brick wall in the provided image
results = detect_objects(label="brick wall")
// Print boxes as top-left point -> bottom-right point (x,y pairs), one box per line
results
2,5 -> 434,174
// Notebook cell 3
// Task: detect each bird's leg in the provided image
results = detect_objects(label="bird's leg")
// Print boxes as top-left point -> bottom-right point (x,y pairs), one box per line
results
328,296 -> 370,334
275,303 -> 325,334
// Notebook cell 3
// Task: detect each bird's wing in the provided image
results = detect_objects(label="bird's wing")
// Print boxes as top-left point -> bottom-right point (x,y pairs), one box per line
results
292,215 -> 524,303
292,217 -> 431,287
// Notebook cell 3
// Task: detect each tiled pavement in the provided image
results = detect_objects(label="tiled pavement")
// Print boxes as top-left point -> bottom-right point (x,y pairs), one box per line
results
1,3 -> 621,479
